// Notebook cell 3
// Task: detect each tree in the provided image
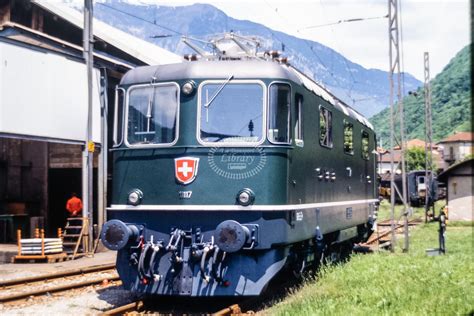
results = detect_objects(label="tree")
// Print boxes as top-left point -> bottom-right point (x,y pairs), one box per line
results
405,146 -> 435,172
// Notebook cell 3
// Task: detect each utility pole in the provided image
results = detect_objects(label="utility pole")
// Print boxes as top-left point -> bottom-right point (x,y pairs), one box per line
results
388,0 -> 409,252
82,0 -> 94,253
424,52 -> 433,223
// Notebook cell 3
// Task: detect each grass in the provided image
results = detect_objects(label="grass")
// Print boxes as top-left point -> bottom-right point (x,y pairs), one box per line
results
264,221 -> 474,315
376,199 -> 447,222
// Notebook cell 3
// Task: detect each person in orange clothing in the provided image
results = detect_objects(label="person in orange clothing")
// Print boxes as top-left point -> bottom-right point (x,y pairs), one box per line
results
66,192 -> 83,217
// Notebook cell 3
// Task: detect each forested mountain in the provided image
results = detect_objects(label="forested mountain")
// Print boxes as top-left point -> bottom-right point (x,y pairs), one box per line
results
370,44 -> 471,147
85,2 -> 422,117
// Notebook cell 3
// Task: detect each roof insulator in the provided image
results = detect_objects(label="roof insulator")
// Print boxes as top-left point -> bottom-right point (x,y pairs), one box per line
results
276,57 -> 288,64
264,50 -> 280,59
184,54 -> 199,61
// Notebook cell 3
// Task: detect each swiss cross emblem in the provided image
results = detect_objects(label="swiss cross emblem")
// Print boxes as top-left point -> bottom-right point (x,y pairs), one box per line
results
175,157 -> 199,185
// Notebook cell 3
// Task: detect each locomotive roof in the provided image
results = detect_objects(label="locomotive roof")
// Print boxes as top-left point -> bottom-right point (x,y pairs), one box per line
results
121,60 -> 373,130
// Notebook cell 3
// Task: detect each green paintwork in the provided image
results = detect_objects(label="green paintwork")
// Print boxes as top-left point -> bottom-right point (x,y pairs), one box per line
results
111,76 -> 377,207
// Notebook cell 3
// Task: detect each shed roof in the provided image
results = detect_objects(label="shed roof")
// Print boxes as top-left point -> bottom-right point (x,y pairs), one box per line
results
0,22 -> 133,72
437,158 -> 474,182
32,1 -> 182,66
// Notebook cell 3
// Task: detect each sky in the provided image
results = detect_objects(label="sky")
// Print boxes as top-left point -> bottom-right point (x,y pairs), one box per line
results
125,0 -> 471,81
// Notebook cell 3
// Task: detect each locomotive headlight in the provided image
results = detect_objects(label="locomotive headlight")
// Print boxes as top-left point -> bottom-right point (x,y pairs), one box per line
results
237,188 -> 255,206
128,189 -> 143,206
182,81 -> 196,95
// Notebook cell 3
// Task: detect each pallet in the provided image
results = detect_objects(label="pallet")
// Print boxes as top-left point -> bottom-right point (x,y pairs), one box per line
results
13,252 -> 68,263
14,229 -> 67,263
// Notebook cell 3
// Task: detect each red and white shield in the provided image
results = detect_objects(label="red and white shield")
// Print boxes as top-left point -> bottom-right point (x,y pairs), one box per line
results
175,157 -> 199,185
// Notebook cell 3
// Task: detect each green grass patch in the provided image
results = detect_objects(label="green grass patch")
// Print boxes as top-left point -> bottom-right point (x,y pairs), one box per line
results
265,222 -> 474,315
448,221 -> 474,227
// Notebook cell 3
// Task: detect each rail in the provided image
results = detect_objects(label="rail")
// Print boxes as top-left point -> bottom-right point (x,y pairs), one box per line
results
100,300 -> 144,316
0,263 -> 116,287
0,263 -> 119,303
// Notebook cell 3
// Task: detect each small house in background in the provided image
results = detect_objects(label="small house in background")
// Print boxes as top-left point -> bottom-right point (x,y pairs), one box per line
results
437,132 -> 474,170
377,138 -> 442,174
437,158 -> 473,221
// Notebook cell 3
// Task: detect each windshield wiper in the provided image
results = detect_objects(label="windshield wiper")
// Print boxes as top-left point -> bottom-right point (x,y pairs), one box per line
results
201,130 -> 239,142
204,75 -> 234,108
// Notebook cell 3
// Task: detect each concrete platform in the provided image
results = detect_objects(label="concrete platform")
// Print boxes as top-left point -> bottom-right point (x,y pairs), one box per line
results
0,245 -> 117,282
0,244 -> 17,264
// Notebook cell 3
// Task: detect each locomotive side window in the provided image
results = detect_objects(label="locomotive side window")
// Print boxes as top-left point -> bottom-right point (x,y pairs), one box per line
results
126,83 -> 179,146
319,106 -> 332,148
343,120 -> 354,154
113,87 -> 125,147
199,82 -> 264,144
361,130 -> 370,160
268,83 -> 291,144
295,95 -> 304,146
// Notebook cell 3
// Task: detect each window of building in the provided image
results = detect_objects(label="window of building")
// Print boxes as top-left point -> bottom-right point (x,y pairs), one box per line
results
362,130 -> 370,160
268,83 -> 291,144
319,106 -> 332,148
127,83 -> 179,146
295,95 -> 304,146
343,120 -> 354,154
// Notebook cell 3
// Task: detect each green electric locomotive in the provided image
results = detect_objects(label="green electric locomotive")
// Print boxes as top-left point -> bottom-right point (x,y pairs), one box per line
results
101,34 -> 378,297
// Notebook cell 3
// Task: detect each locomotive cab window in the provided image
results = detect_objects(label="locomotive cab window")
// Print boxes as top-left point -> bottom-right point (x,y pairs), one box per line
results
126,83 -> 179,146
199,81 -> 264,144
113,87 -> 125,147
343,120 -> 354,154
268,83 -> 291,144
319,106 -> 332,148
295,94 -> 304,146
361,130 -> 370,160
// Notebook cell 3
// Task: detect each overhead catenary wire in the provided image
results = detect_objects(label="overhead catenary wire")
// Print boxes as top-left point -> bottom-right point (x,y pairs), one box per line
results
99,1 -> 381,109
298,14 -> 389,31
96,2 -> 218,53
315,0 -> 359,99
261,1 -> 357,103
97,2 -> 183,36
261,1 -> 390,107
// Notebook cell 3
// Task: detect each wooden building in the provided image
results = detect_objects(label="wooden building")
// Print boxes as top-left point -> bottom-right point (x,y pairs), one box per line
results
0,0 -> 181,241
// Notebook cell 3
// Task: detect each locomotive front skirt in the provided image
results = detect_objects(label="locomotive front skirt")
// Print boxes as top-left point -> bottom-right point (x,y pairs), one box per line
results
102,59 -> 378,296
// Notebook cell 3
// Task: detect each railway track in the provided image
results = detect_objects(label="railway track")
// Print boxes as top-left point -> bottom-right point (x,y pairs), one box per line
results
46,218 -> 428,315
101,271 -> 298,315
100,300 -> 145,315
358,217 -> 424,250
0,263 -> 120,304
101,299 -> 256,316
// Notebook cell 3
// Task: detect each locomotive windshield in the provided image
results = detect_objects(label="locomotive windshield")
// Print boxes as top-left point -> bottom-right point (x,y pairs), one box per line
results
126,83 -> 179,146
199,82 -> 264,144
